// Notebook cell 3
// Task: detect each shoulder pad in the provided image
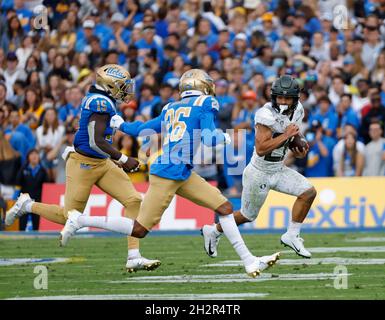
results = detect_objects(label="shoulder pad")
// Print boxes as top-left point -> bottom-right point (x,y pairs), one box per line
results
293,102 -> 304,123
254,105 -> 275,127
200,95 -> 219,112
84,94 -> 116,115
162,102 -> 171,112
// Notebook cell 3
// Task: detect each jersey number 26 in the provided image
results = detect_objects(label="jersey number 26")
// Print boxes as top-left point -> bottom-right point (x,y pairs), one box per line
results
164,107 -> 191,144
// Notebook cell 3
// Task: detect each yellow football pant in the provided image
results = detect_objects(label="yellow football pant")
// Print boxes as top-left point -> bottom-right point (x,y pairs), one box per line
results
31,152 -> 142,249
137,172 -> 228,230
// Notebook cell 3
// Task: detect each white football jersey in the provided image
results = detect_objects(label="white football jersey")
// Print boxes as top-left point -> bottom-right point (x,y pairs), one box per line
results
251,101 -> 304,172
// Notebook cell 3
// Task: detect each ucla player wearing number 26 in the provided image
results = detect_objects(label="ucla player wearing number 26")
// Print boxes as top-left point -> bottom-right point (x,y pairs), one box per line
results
202,75 -> 317,259
61,69 -> 280,278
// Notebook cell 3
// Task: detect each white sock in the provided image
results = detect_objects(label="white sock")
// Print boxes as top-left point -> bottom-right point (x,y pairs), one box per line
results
128,249 -> 141,259
214,224 -> 222,236
218,214 -> 254,265
25,201 -> 34,212
287,221 -> 302,236
77,216 -> 134,235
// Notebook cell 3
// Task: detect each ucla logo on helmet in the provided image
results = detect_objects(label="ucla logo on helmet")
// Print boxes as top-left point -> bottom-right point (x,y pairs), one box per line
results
105,67 -> 125,79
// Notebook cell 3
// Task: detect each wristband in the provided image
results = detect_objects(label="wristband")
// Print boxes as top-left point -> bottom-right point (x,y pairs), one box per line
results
118,154 -> 128,164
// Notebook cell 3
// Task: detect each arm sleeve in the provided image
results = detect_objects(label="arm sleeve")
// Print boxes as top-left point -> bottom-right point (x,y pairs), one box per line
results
136,115 -> 163,136
200,110 -> 226,146
120,120 -> 144,137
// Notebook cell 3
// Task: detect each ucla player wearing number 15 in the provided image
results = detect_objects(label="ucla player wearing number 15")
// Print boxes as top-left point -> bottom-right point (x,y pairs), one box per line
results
6,64 -> 160,272
60,69 -> 280,278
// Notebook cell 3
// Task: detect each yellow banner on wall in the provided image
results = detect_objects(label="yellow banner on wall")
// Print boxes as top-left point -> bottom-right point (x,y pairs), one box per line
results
252,177 -> 385,229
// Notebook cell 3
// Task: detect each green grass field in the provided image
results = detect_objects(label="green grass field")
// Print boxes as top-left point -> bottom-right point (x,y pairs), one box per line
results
1,231 -> 385,300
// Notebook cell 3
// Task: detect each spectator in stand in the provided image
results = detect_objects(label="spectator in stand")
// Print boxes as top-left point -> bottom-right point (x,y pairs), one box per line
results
5,108 -> 35,153
329,75 -> 349,107
371,50 -> 385,84
363,121 -> 385,176
352,79 -> 371,116
360,93 -> 385,143
35,108 -> 65,182
14,149 -> 49,230
0,130 -> 22,200
151,83 -> 174,118
215,79 -> 236,131
49,18 -> 77,56
232,90 -> 259,164
0,15 -> 24,54
361,14 -> 384,72
58,85 -> 83,124
337,93 -> 360,138
305,120 -> 336,177
137,84 -> 161,120
0,52 -> 27,100
19,86 -> 44,130
335,132 -> 365,177
309,96 -> 338,138
333,125 -> 365,176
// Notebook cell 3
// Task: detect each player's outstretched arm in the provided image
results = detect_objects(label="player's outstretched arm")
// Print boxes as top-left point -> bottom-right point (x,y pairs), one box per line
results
200,111 -> 231,146
110,115 -> 143,136
110,115 -> 162,137
136,115 -> 162,135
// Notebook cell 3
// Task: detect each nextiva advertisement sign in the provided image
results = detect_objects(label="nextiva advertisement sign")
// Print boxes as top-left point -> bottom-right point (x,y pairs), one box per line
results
39,177 -> 385,231
239,177 -> 385,230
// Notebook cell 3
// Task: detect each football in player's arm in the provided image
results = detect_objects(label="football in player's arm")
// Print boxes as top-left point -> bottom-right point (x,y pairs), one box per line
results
202,75 -> 317,259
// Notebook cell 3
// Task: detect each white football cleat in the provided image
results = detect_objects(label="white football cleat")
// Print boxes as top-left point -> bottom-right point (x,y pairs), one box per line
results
5,193 -> 32,226
281,232 -> 311,258
244,257 -> 261,278
201,224 -> 221,258
126,257 -> 161,273
257,252 -> 281,272
245,252 -> 280,278
59,210 -> 82,247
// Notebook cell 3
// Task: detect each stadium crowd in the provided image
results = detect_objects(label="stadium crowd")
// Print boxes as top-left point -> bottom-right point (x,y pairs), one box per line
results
0,0 -> 385,209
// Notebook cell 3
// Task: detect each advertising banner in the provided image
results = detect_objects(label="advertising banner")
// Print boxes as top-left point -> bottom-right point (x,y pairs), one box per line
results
39,177 -> 385,231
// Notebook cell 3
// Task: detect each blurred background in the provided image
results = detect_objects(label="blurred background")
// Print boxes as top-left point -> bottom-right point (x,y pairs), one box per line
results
0,0 -> 384,232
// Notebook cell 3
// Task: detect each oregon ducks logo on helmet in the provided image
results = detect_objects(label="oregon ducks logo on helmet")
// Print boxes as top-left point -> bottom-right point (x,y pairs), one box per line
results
96,64 -> 135,102
179,69 -> 216,97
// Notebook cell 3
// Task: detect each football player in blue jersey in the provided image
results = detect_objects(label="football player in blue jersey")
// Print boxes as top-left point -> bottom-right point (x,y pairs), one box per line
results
5,64 -> 161,272
60,69 -> 280,278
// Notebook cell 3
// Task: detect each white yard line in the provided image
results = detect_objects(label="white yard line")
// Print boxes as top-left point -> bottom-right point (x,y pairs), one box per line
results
282,246 -> 385,253
7,293 -> 269,300
108,272 -> 349,284
345,237 -> 385,243
202,257 -> 385,267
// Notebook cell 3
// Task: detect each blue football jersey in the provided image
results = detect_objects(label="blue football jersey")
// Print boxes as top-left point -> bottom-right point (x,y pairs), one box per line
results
150,94 -> 220,180
74,92 -> 116,158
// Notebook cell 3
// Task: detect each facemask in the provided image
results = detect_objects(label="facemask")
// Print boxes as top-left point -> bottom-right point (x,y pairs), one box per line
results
278,104 -> 289,114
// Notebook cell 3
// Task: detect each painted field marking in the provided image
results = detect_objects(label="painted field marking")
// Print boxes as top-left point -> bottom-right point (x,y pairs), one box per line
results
7,293 -> 268,300
282,246 -> 385,253
345,237 -> 385,243
108,272 -> 350,284
202,258 -> 385,268
0,257 -> 84,267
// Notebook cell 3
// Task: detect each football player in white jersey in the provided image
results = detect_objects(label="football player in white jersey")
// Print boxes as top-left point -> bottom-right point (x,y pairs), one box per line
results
202,75 -> 317,258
